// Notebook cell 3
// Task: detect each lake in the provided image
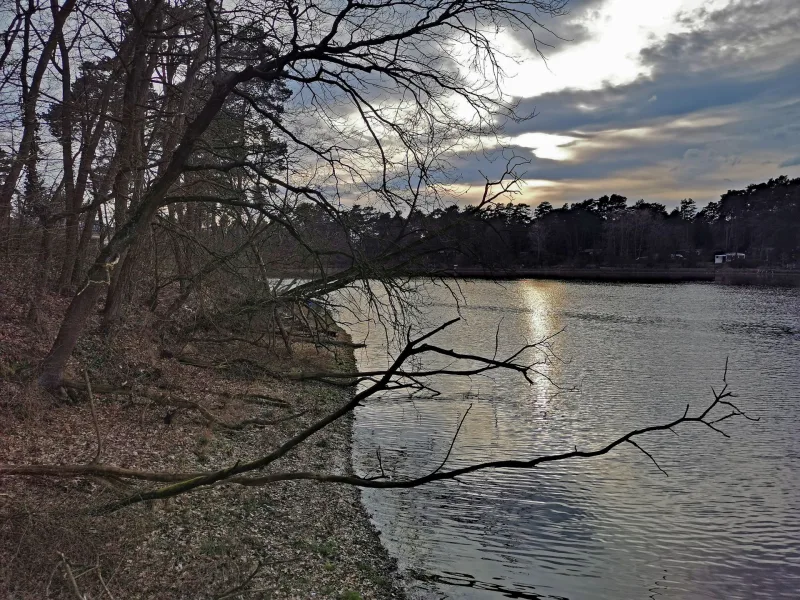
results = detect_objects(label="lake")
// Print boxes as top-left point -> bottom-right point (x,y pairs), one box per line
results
345,280 -> 800,600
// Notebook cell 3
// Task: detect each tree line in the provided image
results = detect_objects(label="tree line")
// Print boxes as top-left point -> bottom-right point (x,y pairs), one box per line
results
1,0 -> 794,395
280,176 -> 800,271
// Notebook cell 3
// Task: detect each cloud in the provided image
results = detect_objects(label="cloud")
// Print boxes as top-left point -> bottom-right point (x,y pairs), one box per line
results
485,0 -> 768,99
444,0 -> 800,208
640,0 -> 800,74
780,155 -> 800,168
500,132 -> 580,160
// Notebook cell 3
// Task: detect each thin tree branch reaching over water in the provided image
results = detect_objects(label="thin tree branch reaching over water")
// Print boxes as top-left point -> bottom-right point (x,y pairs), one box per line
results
0,320 -> 757,515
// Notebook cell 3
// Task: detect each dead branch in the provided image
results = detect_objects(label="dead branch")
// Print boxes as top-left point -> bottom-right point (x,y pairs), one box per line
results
220,409 -> 309,431
59,553 -> 84,600
83,370 -> 102,464
0,320 -> 758,516
60,379 -> 299,431
187,333 -> 366,349
174,355 -> 285,380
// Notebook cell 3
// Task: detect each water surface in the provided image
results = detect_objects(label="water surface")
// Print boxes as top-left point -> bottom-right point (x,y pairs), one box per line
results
347,280 -> 800,600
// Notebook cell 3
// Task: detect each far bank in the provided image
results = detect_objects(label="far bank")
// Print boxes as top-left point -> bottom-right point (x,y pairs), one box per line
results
434,266 -> 800,286
268,266 -> 800,286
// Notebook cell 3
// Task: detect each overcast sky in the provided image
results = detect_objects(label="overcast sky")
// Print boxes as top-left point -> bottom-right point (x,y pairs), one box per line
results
450,0 -> 800,209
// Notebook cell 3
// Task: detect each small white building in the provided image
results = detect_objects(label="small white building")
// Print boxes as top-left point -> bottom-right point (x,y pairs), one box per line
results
715,252 -> 746,264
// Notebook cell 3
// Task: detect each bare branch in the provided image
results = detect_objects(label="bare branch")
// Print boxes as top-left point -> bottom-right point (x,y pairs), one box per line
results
627,439 -> 668,477
83,369 -> 102,464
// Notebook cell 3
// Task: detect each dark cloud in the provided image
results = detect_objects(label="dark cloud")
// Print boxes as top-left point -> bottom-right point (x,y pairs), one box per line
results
454,0 -> 800,207
780,155 -> 800,168
505,65 -> 795,136
643,0 -> 800,73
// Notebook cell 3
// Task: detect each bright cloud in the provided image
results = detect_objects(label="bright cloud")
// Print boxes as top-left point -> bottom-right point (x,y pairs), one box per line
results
487,0 -> 733,98
440,0 -> 800,209
502,132 -> 579,160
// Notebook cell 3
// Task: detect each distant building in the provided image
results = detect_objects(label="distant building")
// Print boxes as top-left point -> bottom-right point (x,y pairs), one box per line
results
715,252 -> 746,264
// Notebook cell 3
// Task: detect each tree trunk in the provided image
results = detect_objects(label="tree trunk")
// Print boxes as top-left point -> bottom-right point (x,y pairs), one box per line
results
99,8 -> 162,326
102,241 -> 141,330
58,61 -> 116,290
0,0 -> 78,251
71,207 -> 99,283
38,202 -> 156,388
39,69 -> 248,388
71,149 -> 123,286
26,219 -> 54,326
53,19 -> 76,291
24,137 -> 51,326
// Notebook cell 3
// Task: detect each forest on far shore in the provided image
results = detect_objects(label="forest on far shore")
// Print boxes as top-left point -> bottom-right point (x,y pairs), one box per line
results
280,175 -> 800,271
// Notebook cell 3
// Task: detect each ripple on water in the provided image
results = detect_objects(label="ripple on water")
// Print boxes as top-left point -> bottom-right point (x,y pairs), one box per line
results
348,281 -> 800,600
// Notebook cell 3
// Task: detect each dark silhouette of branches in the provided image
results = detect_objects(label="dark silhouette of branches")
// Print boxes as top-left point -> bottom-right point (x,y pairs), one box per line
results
0,320 -> 756,514
0,0 -> 568,389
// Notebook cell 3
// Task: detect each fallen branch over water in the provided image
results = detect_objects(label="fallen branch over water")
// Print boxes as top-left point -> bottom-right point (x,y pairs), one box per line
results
1,322 -> 757,515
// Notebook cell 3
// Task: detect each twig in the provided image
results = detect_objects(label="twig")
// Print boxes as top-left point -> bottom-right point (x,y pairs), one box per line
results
431,404 -> 472,476
627,439 -> 668,477
214,560 -> 263,600
96,561 -> 116,600
45,561 -> 62,597
59,553 -> 84,600
84,369 -> 102,464
376,447 -> 386,478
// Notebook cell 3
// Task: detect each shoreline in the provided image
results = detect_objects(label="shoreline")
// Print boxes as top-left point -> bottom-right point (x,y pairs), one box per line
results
439,266 -> 800,286
338,334 -> 410,600
267,267 -> 800,286
0,284 -> 406,599
432,266 -> 717,283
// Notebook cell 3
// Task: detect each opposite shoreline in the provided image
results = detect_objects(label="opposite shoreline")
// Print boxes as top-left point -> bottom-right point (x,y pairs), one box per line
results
438,266 -> 800,286
269,267 -> 800,286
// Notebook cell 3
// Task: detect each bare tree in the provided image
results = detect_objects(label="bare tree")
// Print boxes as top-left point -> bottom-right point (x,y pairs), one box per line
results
2,0 -> 569,388
0,0 -> 78,249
